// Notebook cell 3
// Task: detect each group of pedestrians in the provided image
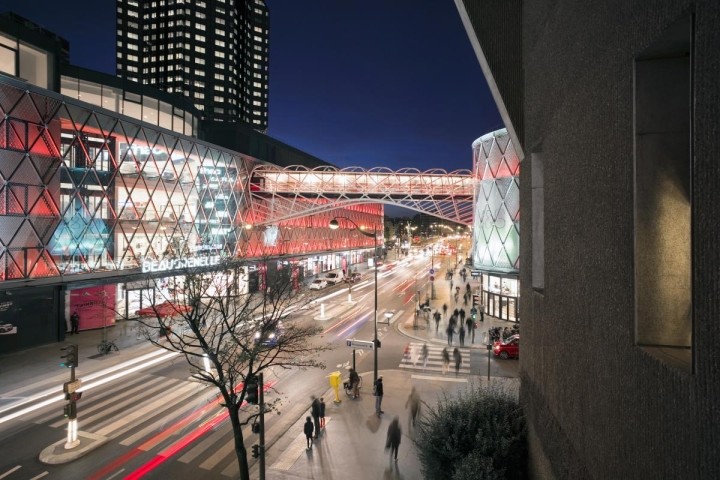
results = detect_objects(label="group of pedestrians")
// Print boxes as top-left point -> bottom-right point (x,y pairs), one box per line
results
304,395 -> 326,449
403,343 -> 429,369
439,346 -> 463,375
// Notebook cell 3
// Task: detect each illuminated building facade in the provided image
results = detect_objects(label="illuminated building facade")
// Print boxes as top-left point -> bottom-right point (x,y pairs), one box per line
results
0,14 -> 377,352
471,128 -> 520,321
116,0 -> 269,130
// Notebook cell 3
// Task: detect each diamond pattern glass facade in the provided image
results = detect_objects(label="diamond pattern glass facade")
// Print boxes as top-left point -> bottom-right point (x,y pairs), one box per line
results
0,76 -> 253,282
471,129 -> 520,272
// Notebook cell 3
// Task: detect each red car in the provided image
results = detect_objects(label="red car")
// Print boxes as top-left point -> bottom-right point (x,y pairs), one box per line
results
136,301 -> 192,318
493,334 -> 519,359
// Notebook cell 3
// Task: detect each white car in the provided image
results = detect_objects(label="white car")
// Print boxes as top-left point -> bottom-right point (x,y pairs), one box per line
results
323,272 -> 344,285
309,279 -> 328,290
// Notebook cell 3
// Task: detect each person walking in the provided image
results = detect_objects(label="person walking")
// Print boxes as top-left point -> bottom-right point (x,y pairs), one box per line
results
446,324 -> 454,345
421,343 -> 429,369
442,303 -> 448,320
349,368 -> 360,398
319,397 -> 326,429
441,347 -> 450,374
434,310 -> 441,333
471,320 -> 477,344
374,376 -> 384,415
311,396 -> 321,438
304,416 -> 314,449
386,416 -> 402,462
480,306 -> 484,323
70,311 -> 80,335
459,324 -> 466,347
410,344 -> 419,367
453,347 -> 462,375
459,308 -> 466,323
405,387 -> 421,428
465,316 -> 474,338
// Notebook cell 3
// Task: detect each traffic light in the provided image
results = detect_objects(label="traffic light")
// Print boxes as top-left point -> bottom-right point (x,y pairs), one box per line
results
252,422 -> 261,434
245,376 -> 259,405
472,294 -> 480,307
63,403 -> 76,419
471,307 -> 477,320
60,344 -> 78,368
251,444 -> 260,458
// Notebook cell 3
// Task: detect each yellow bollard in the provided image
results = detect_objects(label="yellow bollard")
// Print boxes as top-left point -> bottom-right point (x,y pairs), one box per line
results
328,370 -> 342,404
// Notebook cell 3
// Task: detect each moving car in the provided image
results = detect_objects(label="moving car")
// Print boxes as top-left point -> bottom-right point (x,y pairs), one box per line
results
493,334 -> 520,359
344,272 -> 362,283
323,272 -> 344,285
254,320 -> 283,347
309,279 -> 328,290
135,301 -> 192,318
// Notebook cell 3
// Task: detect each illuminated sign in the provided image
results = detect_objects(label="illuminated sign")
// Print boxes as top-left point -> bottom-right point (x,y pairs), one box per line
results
142,255 -> 222,273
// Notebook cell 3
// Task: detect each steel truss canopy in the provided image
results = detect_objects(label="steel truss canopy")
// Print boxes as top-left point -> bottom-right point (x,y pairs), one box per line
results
244,165 -> 474,227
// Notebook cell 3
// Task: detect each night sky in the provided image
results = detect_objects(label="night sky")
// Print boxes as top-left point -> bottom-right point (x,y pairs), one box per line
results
0,1 -> 501,173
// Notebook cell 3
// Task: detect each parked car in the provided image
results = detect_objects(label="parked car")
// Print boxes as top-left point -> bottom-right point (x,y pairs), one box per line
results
344,272 -> 363,283
135,301 -> 192,318
493,334 -> 520,359
323,272 -> 344,285
309,279 -> 328,290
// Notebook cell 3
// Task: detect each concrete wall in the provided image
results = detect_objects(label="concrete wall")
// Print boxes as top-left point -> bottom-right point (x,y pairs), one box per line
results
519,1 -> 720,478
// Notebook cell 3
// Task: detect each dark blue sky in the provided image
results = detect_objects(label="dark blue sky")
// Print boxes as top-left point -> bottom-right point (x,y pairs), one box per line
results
0,1 -> 501,173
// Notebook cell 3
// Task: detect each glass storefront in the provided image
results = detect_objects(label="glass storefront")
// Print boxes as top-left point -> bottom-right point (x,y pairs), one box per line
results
481,273 -> 519,322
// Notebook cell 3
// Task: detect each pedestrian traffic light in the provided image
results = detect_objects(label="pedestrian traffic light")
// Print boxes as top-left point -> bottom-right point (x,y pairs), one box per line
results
245,376 -> 259,405
63,403 -> 76,419
471,307 -> 477,320
60,344 -> 78,368
472,294 -> 480,307
251,444 -> 260,458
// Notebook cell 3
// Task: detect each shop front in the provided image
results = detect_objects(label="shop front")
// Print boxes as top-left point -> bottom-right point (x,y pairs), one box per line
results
480,273 -> 519,322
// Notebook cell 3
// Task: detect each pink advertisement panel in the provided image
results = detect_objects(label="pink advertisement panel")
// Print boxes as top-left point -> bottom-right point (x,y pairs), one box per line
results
69,285 -> 117,331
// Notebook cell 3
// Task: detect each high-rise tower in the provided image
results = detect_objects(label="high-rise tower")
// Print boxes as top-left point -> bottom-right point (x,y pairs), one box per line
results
116,0 -> 269,130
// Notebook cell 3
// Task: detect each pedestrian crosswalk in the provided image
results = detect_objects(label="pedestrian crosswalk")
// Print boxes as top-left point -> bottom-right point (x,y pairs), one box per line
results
398,342 -> 471,375
27,369 -> 301,478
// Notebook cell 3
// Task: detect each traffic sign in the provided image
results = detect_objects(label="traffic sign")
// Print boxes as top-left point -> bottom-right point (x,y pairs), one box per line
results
429,268 -> 435,275
346,338 -> 375,350
430,275 -> 435,282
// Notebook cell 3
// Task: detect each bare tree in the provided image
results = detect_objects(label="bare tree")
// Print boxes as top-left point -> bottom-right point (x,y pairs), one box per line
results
133,258 -> 332,480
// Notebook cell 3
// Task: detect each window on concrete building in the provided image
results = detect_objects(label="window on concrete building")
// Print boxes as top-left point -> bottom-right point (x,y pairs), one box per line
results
634,14 -> 693,372
531,152 -> 544,292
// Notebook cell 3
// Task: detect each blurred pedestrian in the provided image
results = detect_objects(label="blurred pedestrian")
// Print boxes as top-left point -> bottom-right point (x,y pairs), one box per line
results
405,387 -> 421,428
70,311 -> 80,335
410,344 -> 419,367
434,310 -> 441,332
349,368 -> 360,398
465,316 -> 473,337
311,396 -> 321,438
442,303 -> 448,320
459,324 -> 466,346
446,324 -> 454,345
386,416 -> 402,462
374,376 -> 384,415
441,347 -> 450,374
320,397 -> 326,429
304,416 -> 314,449
453,347 -> 462,374
421,343 -> 429,369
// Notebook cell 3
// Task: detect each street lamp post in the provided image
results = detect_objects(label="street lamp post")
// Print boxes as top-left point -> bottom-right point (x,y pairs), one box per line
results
329,217 -> 380,384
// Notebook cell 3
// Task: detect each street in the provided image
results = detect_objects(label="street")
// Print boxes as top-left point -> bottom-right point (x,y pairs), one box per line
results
0,253 -> 518,479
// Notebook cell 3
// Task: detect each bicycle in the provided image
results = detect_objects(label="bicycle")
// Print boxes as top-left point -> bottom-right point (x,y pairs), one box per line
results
343,375 -> 362,397
97,339 -> 119,355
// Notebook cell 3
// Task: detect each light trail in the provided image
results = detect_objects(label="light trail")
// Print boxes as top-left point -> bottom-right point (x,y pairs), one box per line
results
0,350 -> 178,426
120,381 -> 277,480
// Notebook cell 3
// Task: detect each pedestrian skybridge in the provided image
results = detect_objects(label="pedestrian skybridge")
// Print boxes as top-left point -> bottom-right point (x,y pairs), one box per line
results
246,165 -> 475,226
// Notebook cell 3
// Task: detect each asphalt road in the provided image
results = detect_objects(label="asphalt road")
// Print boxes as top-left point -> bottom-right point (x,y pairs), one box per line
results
0,252 -> 518,479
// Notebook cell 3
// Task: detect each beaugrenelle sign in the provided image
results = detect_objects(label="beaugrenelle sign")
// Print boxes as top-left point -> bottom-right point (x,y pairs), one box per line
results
142,255 -> 222,273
